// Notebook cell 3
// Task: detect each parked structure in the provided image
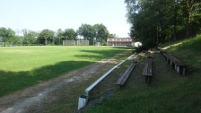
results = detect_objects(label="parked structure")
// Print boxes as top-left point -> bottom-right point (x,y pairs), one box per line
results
107,37 -> 134,46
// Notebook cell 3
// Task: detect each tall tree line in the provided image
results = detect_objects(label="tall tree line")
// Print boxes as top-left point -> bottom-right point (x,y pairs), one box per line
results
0,23 -> 116,46
125,0 -> 201,48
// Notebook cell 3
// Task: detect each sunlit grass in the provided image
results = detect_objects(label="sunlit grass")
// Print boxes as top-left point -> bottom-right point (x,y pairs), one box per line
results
0,46 -> 128,96
0,46 -> 124,72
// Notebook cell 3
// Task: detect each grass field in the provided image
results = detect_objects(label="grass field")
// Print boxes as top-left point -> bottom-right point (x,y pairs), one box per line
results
84,35 -> 201,113
0,46 -> 129,96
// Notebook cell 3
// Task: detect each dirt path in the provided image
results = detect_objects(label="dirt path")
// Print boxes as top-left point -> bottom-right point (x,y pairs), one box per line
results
0,52 -> 129,113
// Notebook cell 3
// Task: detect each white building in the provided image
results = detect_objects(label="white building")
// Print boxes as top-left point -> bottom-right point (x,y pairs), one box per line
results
107,37 -> 134,46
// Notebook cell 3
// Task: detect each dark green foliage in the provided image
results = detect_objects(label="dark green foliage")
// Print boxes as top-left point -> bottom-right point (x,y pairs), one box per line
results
125,0 -> 201,48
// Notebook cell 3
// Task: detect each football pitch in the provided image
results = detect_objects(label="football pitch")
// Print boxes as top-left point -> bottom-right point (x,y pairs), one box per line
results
0,46 -> 128,96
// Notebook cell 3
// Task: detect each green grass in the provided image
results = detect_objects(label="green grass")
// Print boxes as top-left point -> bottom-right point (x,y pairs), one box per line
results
166,35 -> 201,75
84,35 -> 201,113
0,46 -> 128,96
27,48 -> 133,113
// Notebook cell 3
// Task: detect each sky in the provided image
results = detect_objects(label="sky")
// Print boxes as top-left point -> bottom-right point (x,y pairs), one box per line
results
0,0 -> 130,37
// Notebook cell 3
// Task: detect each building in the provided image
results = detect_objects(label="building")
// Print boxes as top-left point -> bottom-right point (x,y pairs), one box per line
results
107,37 -> 134,46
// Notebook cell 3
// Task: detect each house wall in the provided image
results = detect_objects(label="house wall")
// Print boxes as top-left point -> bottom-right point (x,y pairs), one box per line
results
107,38 -> 134,46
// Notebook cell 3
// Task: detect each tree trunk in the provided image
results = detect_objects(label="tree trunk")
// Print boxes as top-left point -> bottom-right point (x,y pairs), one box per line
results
173,1 -> 178,41
185,0 -> 194,38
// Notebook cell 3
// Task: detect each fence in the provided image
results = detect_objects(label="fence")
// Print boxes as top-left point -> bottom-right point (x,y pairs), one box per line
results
0,42 -> 15,47
63,40 -> 89,46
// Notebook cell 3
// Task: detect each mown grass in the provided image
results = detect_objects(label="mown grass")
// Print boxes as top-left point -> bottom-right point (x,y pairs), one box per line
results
0,46 -> 128,96
84,35 -> 201,113
27,49 -> 133,113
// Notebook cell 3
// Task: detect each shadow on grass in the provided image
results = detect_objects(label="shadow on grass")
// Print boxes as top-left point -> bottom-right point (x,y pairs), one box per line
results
80,49 -> 125,54
84,49 -> 201,113
0,60 -> 94,97
0,47 -> 131,97
77,49 -> 131,59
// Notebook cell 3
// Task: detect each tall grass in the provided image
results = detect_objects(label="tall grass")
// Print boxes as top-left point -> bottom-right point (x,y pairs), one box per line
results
0,46 -> 128,96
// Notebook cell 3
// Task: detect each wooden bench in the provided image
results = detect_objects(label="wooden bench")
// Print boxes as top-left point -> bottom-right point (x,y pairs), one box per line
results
116,54 -> 141,86
163,52 -> 187,76
142,57 -> 152,84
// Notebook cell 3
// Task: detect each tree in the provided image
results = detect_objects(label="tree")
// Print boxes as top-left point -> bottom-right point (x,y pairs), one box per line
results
0,27 -> 15,42
93,24 -> 109,43
108,33 -> 117,38
8,36 -> 22,45
38,29 -> 54,45
62,28 -> 77,40
124,0 -> 201,48
22,29 -> 37,45
180,0 -> 201,37
55,29 -> 63,45
0,27 -> 22,46
125,0 -> 171,46
191,1 -> 201,34
77,24 -> 96,45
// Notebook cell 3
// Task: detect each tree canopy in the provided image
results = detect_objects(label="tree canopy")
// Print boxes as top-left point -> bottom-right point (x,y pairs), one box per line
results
22,29 -> 37,45
77,23 -> 110,45
62,28 -> 77,40
93,24 -> 109,42
0,27 -> 22,46
0,27 -> 15,42
125,0 -> 201,48
77,24 -> 96,45
38,29 -> 54,45
0,23 -> 115,46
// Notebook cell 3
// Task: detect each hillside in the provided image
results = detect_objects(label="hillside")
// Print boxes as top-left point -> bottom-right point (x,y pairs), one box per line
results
84,35 -> 201,113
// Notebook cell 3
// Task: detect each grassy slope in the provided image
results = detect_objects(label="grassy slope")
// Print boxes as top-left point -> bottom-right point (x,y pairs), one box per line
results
0,46 -> 128,96
84,35 -> 201,113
